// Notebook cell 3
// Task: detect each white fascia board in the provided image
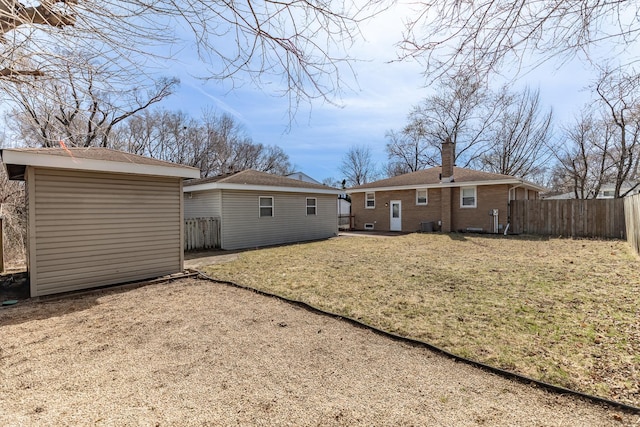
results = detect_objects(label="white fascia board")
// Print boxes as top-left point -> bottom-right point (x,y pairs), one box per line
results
184,181 -> 342,195
1,150 -> 200,179
346,179 -> 545,194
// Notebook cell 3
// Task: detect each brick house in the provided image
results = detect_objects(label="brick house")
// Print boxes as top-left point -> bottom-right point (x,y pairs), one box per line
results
346,140 -> 546,233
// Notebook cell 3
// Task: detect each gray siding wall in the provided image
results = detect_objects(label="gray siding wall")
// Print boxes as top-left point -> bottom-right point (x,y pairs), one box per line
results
221,190 -> 338,250
184,189 -> 222,219
30,167 -> 183,296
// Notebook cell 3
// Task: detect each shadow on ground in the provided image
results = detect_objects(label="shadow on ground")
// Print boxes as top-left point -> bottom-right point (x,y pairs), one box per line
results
0,271 -> 29,302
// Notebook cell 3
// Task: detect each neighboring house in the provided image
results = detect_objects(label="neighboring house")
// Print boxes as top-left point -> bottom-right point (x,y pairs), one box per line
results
1,147 -> 200,297
346,140 -> 546,233
286,171 -> 322,184
544,182 -> 640,200
184,170 -> 341,250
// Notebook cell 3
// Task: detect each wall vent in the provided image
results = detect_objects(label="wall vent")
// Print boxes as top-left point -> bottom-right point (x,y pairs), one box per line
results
364,223 -> 375,230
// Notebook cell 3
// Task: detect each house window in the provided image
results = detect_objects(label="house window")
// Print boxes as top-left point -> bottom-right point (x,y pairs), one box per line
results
306,197 -> 317,215
461,187 -> 477,208
416,189 -> 428,205
365,192 -> 375,209
259,196 -> 273,217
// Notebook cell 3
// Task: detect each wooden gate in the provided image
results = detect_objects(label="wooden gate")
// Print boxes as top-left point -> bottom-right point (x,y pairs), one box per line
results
184,217 -> 221,250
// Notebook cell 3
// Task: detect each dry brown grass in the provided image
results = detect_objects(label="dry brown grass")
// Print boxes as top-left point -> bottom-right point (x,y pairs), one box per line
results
3,278 -> 635,425
203,233 -> 640,407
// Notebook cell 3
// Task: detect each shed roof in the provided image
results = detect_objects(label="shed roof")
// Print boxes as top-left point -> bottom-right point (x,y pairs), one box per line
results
184,169 -> 341,195
347,166 -> 546,193
1,147 -> 200,180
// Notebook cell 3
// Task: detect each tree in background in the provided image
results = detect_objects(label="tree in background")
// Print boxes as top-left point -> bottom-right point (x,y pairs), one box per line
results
594,67 -> 640,198
0,132 -> 26,264
391,71 -> 494,170
110,109 -> 293,177
339,145 -> 379,187
479,86 -> 554,181
552,68 -> 640,198
386,75 -> 552,181
384,124 -> 430,176
552,112 -> 613,199
5,54 -> 177,147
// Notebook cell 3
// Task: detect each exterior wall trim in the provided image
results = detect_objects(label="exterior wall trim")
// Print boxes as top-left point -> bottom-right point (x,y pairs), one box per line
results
347,178 -> 545,194
2,150 -> 199,179
26,167 -> 38,297
185,181 -> 342,195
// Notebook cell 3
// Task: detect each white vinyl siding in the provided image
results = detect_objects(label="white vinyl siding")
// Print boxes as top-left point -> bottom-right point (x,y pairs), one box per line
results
220,191 -> 337,250
184,189 -> 222,218
29,167 -> 183,296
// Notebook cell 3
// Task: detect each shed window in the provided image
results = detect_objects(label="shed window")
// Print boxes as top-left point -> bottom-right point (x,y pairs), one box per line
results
416,189 -> 428,205
461,187 -> 477,208
365,192 -> 375,209
259,196 -> 274,217
306,197 -> 317,215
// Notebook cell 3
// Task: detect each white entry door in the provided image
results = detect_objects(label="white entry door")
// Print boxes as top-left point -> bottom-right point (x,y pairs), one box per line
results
390,200 -> 402,231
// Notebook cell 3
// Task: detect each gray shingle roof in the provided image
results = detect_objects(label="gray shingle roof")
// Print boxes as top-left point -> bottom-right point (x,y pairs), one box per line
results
4,147 -> 193,169
1,147 -> 200,180
349,166 -> 523,190
185,169 -> 337,191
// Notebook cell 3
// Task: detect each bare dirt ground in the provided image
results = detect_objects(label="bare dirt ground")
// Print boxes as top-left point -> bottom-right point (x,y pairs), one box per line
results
0,278 -> 637,426
203,233 -> 640,406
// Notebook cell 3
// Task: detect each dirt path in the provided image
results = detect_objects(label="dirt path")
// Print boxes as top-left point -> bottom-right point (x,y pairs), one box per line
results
0,278 -> 636,426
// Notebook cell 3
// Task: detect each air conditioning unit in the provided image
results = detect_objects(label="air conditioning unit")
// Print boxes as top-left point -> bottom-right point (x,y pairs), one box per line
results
420,221 -> 434,232
364,223 -> 375,230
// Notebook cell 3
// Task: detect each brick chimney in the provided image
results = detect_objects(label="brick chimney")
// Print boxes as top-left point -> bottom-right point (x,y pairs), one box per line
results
441,137 -> 455,183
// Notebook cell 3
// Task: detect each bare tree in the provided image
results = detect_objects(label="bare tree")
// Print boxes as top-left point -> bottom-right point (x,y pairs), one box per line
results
5,56 -> 177,147
111,108 -> 293,177
384,124 -> 431,176
339,144 -> 379,187
0,0 -> 383,105
594,67 -> 640,198
0,169 -> 26,265
553,111 -> 615,199
479,86 -> 554,180
399,0 -> 640,79
386,71 -> 506,174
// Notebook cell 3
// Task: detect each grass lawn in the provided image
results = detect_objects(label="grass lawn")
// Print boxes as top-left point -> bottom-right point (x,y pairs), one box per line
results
202,233 -> 640,407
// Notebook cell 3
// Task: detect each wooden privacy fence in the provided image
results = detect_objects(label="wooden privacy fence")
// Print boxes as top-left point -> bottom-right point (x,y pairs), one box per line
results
624,194 -> 640,255
338,214 -> 355,230
184,217 -> 221,251
510,199 -> 626,239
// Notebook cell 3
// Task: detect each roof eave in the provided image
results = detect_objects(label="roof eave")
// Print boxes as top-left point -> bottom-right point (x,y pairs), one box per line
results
184,181 -> 342,195
347,179 -> 547,193
1,149 -> 200,179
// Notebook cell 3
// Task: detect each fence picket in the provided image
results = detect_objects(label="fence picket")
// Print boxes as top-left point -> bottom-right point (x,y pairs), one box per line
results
624,194 -> 640,255
184,217 -> 221,251
510,199 -> 625,239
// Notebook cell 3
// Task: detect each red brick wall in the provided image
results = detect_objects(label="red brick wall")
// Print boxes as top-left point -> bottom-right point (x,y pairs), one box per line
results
351,189 -> 441,232
351,184 -> 516,232
450,184 -> 510,232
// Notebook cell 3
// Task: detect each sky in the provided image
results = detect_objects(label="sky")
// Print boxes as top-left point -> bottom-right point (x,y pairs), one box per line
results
158,2 -> 598,184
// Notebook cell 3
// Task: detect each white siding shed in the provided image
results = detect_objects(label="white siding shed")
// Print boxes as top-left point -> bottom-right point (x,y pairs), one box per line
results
2,148 -> 200,297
